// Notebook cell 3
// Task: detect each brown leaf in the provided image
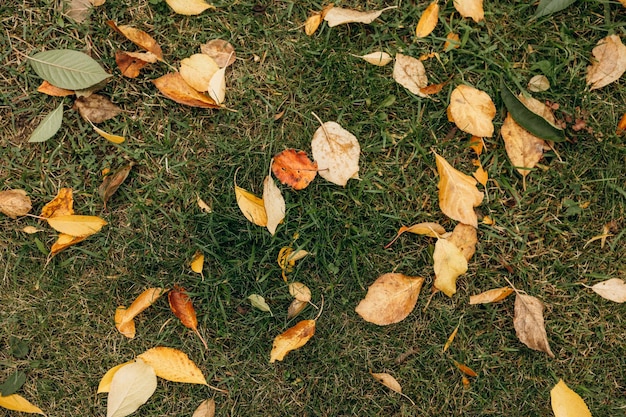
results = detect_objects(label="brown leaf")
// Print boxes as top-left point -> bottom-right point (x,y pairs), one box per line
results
415,1 -> 439,38
37,80 -> 74,96
115,51 -> 158,78
447,223 -> 477,261
169,285 -> 208,349
448,85 -> 495,137
41,188 -> 73,218
106,21 -> 164,61
73,94 -> 122,123
469,287 -> 514,304
271,149 -> 318,190
0,189 -> 32,219
270,319 -> 316,362
180,54 -> 220,92
453,0 -> 484,23
513,293 -> 555,358
323,6 -> 397,27
153,72 -> 220,108
66,0 -> 92,23
192,399 -> 216,417
99,163 -> 133,208
201,39 -> 236,68
355,273 -> 424,325
419,80 -> 447,95
586,34 -> 626,90
393,53 -> 428,97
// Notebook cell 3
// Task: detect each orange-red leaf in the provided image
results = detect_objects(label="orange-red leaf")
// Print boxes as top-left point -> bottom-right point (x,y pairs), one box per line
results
37,80 -> 74,96
270,319 -> 316,362
106,21 -> 164,61
153,72 -> 220,108
271,149 -> 318,190
617,112 -> 626,135
168,285 -> 208,349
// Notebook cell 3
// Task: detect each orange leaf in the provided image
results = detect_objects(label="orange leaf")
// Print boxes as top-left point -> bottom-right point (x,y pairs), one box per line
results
41,188 -> 74,218
270,319 -> 316,362
415,1 -> 439,38
106,21 -> 164,60
453,360 -> 478,377
444,32 -> 461,51
271,149 -> 318,190
305,13 -> 322,36
355,273 -> 424,325
37,80 -> 74,96
153,72 -> 220,108
115,50 -> 157,78
617,112 -> 626,135
419,81 -> 447,95
473,162 -> 488,186
469,287 -> 514,305
168,285 -> 208,349
115,288 -> 167,338
469,136 -> 483,156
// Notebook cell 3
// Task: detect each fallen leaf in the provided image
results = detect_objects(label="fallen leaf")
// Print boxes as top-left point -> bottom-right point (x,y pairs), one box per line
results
168,285 -> 208,349
415,1 -> 439,38
66,0 -> 93,22
41,187 -> 73,218
453,360 -> 478,377
0,393 -> 45,415
22,226 -> 42,234
107,358 -> 157,417
586,34 -> 626,90
99,163 -> 133,208
469,287 -> 514,304
28,103 -> 63,143
91,123 -> 125,144
235,184 -> 267,227
447,223 -> 477,261
355,273 -> 425,325
0,371 -> 26,397
371,372 -> 402,393
106,21 -> 163,60
590,278 -> 626,303
46,214 -> 107,237
304,13 -> 322,36
453,0 -> 484,22
208,66 -> 226,105
469,136 -> 484,156
323,6 -> 397,27
550,379 -> 592,417
137,346 -> 208,384
443,323 -> 459,352
270,319 -> 316,362
385,222 -> 447,248
435,153 -> 484,227
115,287 -> 167,338
271,149 -> 318,190
115,51 -> 158,78
287,299 -> 308,319
535,0 -> 577,17
393,53 -> 428,97
37,80 -> 74,96
197,195 -> 212,213
419,80 -> 448,95
51,233 -> 87,256
0,190 -> 32,219
73,94 -> 122,123
311,120 -> 360,186
448,85 -> 495,137
28,49 -> 111,90
98,362 -> 133,394
180,54 -> 220,93
153,72 -> 219,108
248,294 -> 273,314
528,74 -> 550,92
166,0 -> 214,15
201,39 -> 236,68
473,163 -> 488,186
433,238 -> 468,297
444,32 -> 461,51
617,112 -> 626,135
192,399 -> 216,417
355,51 -> 392,66
289,282 -> 312,303
514,293 -> 555,358
190,251 -> 205,274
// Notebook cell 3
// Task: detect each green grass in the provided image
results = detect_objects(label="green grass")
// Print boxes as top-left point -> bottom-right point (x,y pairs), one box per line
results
1,0 -> 626,415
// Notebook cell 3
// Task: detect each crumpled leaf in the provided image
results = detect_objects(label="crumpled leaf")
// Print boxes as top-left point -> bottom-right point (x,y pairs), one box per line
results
115,288 -> 167,338
355,51 -> 393,66
98,361 -> 134,394
263,173 -> 285,235
153,72 -> 219,108
271,149 -> 318,190
514,293 -> 555,358
385,222 -> 447,248
453,0 -> 484,22
107,358 -> 157,417
192,399 -> 216,417
270,320 -> 316,362
393,53 -> 428,97
169,285 -> 208,349
99,163 -> 133,208
137,346 -> 207,384
166,0 -> 214,15
65,0 -> 93,23
311,121 -> 360,186
278,247 -> 309,281
433,238 -> 468,297
235,184 -> 267,227
73,94 -> 122,123
37,80 -> 74,96
28,103 -> 63,143
323,6 -> 397,27
448,85 -> 495,137
106,21 -> 163,60
0,393 -> 45,415
586,34 -> 626,90
590,278 -> 626,303
46,214 -> 107,237
180,54 -> 220,93
415,1 -> 439,38
190,251 -> 204,274
447,223 -> 477,261
435,153 -> 484,227
550,379 -> 592,417
115,51 -> 158,78
0,190 -> 32,219
201,39 -> 236,68
355,273 -> 424,325
248,294 -> 273,315
469,287 -> 514,304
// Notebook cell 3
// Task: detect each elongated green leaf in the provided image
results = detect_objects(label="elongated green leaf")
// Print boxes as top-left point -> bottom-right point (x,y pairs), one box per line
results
500,79 -> 566,142
29,49 -> 111,89
0,371 -> 26,396
28,103 -> 63,143
535,0 -> 577,18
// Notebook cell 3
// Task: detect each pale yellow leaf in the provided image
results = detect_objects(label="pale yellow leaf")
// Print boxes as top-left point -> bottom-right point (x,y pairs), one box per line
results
0,393 -> 45,415
287,299 -> 308,319
107,358 -> 157,417
514,294 -> 555,358
528,75 -> 550,92
180,54 -> 220,92
443,323 -> 459,352
288,282 -> 312,303
235,185 -> 267,227
197,195 -> 212,213
586,34 -> 626,90
0,189 -> 32,219
248,294 -> 273,314
448,85 -> 495,137
311,121 -> 360,186
66,0 -> 92,23
192,399 -> 216,417
46,214 -> 107,237
208,66 -> 226,105
91,123 -> 125,144
393,53 -> 428,97
166,0 -> 214,15
433,238 -> 468,297
591,278 -> 626,303
415,1 -> 439,38
551,379 -> 592,417
469,287 -> 514,305
355,51 -> 393,66
323,6 -> 397,27
371,372 -> 402,393
190,251 -> 204,274
98,361 -> 134,394
22,226 -> 42,234
137,346 -> 208,384
453,0 -> 484,22
270,320 -> 316,362
305,13 -> 322,36
263,174 -> 285,235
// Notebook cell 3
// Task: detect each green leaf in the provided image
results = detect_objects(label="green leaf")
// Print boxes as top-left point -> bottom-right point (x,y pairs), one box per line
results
535,0 -> 577,18
500,79 -> 566,142
9,337 -> 29,359
0,371 -> 26,396
28,49 -> 111,90
28,104 -> 63,143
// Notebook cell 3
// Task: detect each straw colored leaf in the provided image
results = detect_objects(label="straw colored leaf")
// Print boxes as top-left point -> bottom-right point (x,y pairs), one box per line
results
514,294 -> 555,358
415,1 -> 439,38
586,34 -> 626,90
323,6 -> 397,27
166,0 -> 214,15
270,320 -> 316,362
433,238 -> 468,297
197,195 -> 212,213
73,94 -> 122,123
287,299 -> 307,319
453,0 -> 484,22
447,223 -> 477,261
190,251 -> 204,274
168,285 -> 208,349
0,393 -> 45,415
41,187 -> 73,218
0,190 -> 32,219
248,294 -> 273,314
200,39 -> 236,68
22,226 -> 42,234
371,372 -> 402,393
448,85 -> 495,137
393,53 -> 428,97
106,21 -> 163,60
591,278 -> 626,303
208,66 -> 226,105
46,214 -> 107,237
107,358 -> 157,417
115,51 -> 157,78
37,80 -> 74,96
551,379 -> 592,417
305,13 -> 322,35
98,362 -> 133,394
99,163 -> 133,208
469,287 -> 514,304
311,121 -> 360,186
435,153 -> 484,227
137,346 -> 208,384
355,273 -> 425,325
235,185 -> 267,226
66,0 -> 92,23
192,399 -> 216,417
528,75 -> 550,92
271,149 -> 318,190
180,54 -> 220,93
385,222 -> 447,247
356,51 -> 392,66
153,72 -> 219,108
289,282 -> 311,303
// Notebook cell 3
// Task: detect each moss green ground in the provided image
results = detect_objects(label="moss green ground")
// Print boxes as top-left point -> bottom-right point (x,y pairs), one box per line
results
1,0 -> 625,415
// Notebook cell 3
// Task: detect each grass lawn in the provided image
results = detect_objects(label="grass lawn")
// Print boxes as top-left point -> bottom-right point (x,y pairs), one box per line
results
1,0 -> 625,415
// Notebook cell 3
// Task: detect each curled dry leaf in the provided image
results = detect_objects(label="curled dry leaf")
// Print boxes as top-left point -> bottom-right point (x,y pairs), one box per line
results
190,250 -> 204,274
73,94 -> 122,123
448,85 -> 495,137
166,0 -> 214,15
311,121 -> 360,186
180,54 -> 220,93
271,149 -> 318,190
153,72 -> 219,108
168,285 -> 208,349
393,53 -> 428,97
415,1 -> 439,38
235,184 -> 267,227
278,246 -> 309,281
106,21 -> 163,60
22,226 -> 42,234
453,0 -> 484,22
469,287 -> 514,304
551,379 -> 592,417
447,223 -> 477,261
287,299 -> 308,319
197,195 -> 212,213
192,399 -> 216,417
433,238 -> 468,297
107,358 -> 157,417
51,233 -> 87,256
355,273 -> 424,325
37,80 -> 74,96
115,287 -> 167,338
385,222 -> 446,248
270,319 -> 316,362
201,39 -> 236,68
323,6 -> 397,27
137,346 -> 208,385
263,173 -> 285,235
590,278 -> 626,303
513,293 -> 555,358
288,282 -> 312,303
356,51 -> 392,67
0,393 -> 45,415
586,34 -> 626,90
0,189 -> 32,219
99,163 -> 133,208
115,51 -> 158,78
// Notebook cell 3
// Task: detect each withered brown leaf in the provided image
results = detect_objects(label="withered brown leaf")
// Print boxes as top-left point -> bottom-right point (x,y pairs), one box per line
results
73,94 -> 122,123
169,285 -> 208,349
0,189 -> 32,219
513,293 -> 555,358
99,163 -> 134,208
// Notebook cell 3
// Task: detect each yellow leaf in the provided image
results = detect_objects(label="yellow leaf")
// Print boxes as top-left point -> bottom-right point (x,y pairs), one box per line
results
433,238 -> 468,297
46,214 -> 107,237
40,188 -> 73,218
355,51 -> 393,66
355,273 -> 424,325
385,222 -> 447,247
263,174 -> 285,235
97,361 -> 134,394
448,84 -> 495,137
304,13 -> 322,36
180,54 -> 220,93
586,34 -> 626,90
288,282 -> 312,303
453,0 -> 484,23
0,393 -> 45,415
166,0 -> 214,15
514,294 -> 555,358
190,251 -> 205,274
551,379 -> 592,417
153,72 -> 219,108
443,323 -> 460,352
415,1 -> 439,38
393,53 -> 428,97
435,153 -> 484,227
235,185 -> 267,226
107,359 -> 157,417
197,195 -> 212,213
371,372 -> 402,393
469,287 -> 514,305
208,66 -> 226,105
323,6 -> 397,27
270,320 -> 316,362
444,32 -> 461,51
447,223 -> 478,261
115,288 -> 167,338
137,347 -> 207,384
311,121 -> 360,186
91,123 -> 125,144
115,307 -> 136,338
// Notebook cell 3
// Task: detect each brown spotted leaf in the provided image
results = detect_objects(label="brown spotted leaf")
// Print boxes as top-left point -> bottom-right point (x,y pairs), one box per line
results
41,188 -> 74,218
73,94 -> 122,123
